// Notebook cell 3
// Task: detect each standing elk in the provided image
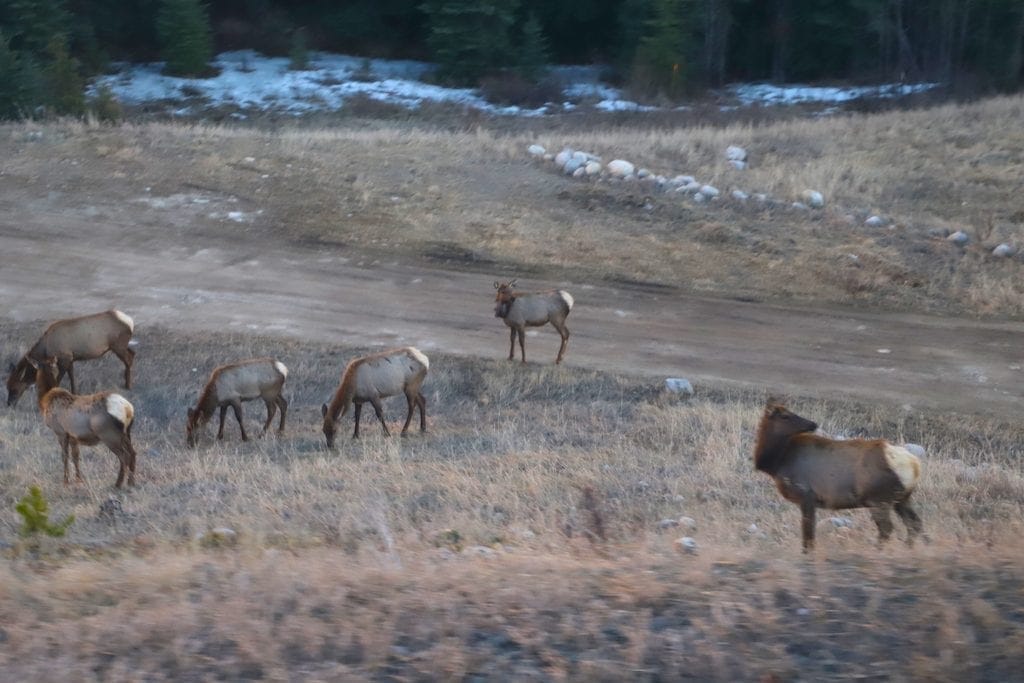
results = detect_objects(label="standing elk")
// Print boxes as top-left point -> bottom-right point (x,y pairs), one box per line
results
321,347 -> 429,449
754,402 -> 923,552
6,309 -> 136,407
493,279 -> 574,364
186,358 -> 289,447
32,357 -> 137,488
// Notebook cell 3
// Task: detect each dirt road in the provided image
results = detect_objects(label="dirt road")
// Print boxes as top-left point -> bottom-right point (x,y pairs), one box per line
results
2,203 -> 1021,418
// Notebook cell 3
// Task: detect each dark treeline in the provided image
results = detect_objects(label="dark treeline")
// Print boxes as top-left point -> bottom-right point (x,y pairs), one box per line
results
1,0 -> 1023,118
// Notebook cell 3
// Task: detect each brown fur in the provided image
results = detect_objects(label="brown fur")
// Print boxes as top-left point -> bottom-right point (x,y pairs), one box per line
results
754,403 -> 923,552
33,358 -> 137,488
493,280 -> 574,364
186,358 -> 288,447
321,347 -> 429,449
7,310 -> 135,407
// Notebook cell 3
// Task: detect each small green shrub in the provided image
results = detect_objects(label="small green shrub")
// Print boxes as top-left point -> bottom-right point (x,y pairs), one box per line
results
88,83 -> 122,123
15,485 -> 74,538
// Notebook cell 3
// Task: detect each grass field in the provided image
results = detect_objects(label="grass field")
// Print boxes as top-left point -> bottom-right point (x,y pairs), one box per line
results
2,322 -> 1023,680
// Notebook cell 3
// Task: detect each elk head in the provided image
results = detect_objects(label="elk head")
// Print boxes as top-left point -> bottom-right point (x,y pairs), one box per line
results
493,278 -> 518,318
763,403 -> 818,439
185,407 -> 206,448
321,403 -> 337,449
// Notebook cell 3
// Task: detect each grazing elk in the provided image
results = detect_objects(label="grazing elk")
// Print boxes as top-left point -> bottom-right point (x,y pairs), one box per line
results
7,309 -> 136,407
186,358 -> 289,447
754,402 -> 923,552
321,347 -> 429,449
32,357 -> 137,488
493,279 -> 574,364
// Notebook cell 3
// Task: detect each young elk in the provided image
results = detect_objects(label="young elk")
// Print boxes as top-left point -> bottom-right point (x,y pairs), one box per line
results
7,309 -> 136,407
493,279 -> 574,364
754,402 -> 923,552
321,347 -> 429,449
33,358 -> 137,488
186,358 -> 288,447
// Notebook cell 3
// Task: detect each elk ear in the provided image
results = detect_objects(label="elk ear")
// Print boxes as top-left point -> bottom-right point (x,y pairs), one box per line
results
493,281 -> 500,289
509,278 -> 518,288
24,356 -> 39,370
321,403 -> 328,418
187,407 -> 195,419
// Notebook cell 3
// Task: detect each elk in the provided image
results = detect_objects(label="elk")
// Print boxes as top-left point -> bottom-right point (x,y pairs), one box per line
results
7,309 -> 136,407
321,347 -> 429,449
186,358 -> 289,447
32,357 -> 137,488
754,402 -> 923,552
493,279 -> 574,364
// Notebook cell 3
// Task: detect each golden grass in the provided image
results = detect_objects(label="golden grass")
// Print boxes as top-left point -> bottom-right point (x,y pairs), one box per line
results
4,95 -> 1023,316
1,323 -> 1023,679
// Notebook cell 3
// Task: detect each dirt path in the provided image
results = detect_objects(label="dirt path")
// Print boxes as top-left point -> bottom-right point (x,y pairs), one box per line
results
3,211 -> 1021,417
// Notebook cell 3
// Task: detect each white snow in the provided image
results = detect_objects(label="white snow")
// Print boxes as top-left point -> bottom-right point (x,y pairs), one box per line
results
90,50 -> 942,118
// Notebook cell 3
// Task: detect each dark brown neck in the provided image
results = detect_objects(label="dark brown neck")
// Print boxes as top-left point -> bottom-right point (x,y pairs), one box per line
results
34,365 -> 60,411
753,424 -> 794,475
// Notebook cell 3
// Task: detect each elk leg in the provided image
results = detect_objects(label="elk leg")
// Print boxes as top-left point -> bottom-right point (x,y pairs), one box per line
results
352,402 -> 363,439
70,440 -> 83,483
870,505 -> 895,545
112,345 -> 135,389
231,400 -> 248,441
217,404 -> 228,440
60,434 -> 71,485
369,397 -> 390,437
276,395 -> 287,434
400,393 -> 415,434
551,320 -> 570,364
517,328 -> 527,363
111,440 -> 127,489
894,500 -> 923,545
508,328 -> 516,361
417,393 -> 427,433
125,434 -> 137,485
800,496 -> 817,552
260,398 -> 276,437
64,361 -> 76,393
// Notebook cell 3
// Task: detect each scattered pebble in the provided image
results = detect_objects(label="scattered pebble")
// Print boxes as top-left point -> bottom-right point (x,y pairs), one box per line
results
864,215 -> 885,227
800,190 -> 825,208
664,378 -> 694,395
947,230 -> 969,246
992,243 -> 1016,257
675,536 -> 698,554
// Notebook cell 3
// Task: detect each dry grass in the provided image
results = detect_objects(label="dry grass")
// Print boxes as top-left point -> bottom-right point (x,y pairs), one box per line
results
2,321 -> 1024,679
3,95 -> 1023,317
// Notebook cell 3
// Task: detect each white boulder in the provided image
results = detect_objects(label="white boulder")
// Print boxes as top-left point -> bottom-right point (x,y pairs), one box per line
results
993,243 -> 1016,257
584,161 -> 602,176
664,378 -> 694,395
801,190 -> 825,208
554,148 -> 573,167
731,189 -> 749,201
607,159 -> 636,178
947,230 -> 969,246
864,215 -> 886,227
729,160 -> 747,170
527,144 -> 545,157
726,145 -> 747,162
700,184 -> 720,198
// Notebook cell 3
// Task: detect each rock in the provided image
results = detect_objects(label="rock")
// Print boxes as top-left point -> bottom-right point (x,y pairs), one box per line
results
637,168 -> 651,179
747,523 -> 760,534
678,516 -> 697,530
792,202 -> 809,210
726,145 -> 748,162
562,158 -> 583,175
927,227 -> 950,238
731,189 -> 749,201
947,230 -> 969,246
664,378 -> 694,395
675,537 -> 698,554
729,159 -> 747,170
671,175 -> 696,186
554,148 -> 573,167
993,243 -> 1016,257
543,153 -> 554,162
584,161 -> 602,176
692,192 -> 706,203
826,516 -> 855,529
658,518 -> 680,529
197,527 -> 238,548
98,497 -> 123,520
607,159 -> 635,178
700,184 -> 720,198
676,180 -> 702,193
463,545 -> 499,558
864,215 -> 885,227
527,144 -> 545,157
572,167 -> 586,178
572,150 -> 589,163
800,190 -> 825,208
753,193 -> 768,202
903,443 -> 926,458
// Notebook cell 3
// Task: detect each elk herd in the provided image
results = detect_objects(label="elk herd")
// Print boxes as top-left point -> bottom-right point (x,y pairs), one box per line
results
4,279 -> 927,553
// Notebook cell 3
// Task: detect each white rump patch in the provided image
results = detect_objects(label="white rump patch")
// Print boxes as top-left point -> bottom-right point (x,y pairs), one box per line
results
559,290 -> 575,310
883,444 -> 920,491
105,394 -> 134,426
274,360 -> 289,378
407,347 -> 430,370
113,310 -> 135,332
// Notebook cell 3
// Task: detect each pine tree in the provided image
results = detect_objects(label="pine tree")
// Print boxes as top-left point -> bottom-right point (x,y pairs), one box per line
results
0,31 -> 28,119
2,0 -> 71,58
289,27 -> 310,70
516,12 -> 550,82
632,0 -> 688,99
156,0 -> 213,77
44,34 -> 84,116
421,0 -> 519,84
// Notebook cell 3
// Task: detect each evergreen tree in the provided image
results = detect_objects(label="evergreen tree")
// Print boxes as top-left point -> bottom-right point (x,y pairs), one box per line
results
156,0 -> 213,77
289,27 -> 310,70
420,0 -> 519,84
0,30 -> 29,119
1,0 -> 70,58
632,0 -> 689,99
516,12 -> 550,82
43,34 -> 84,116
